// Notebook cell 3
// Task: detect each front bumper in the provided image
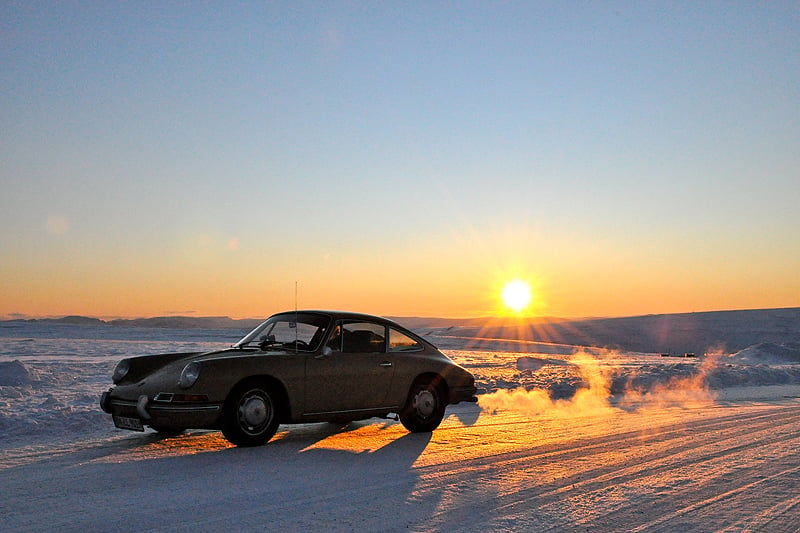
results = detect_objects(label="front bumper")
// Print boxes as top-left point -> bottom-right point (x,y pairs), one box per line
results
100,389 -> 223,430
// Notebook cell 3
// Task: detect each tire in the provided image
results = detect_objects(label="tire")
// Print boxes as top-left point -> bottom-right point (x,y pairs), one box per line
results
221,381 -> 280,447
399,376 -> 446,433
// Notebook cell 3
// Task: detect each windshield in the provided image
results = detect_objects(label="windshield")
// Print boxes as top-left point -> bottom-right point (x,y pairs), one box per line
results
233,313 -> 330,352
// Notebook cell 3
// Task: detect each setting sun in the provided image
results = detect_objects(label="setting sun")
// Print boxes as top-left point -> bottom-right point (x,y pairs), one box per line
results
501,280 -> 532,313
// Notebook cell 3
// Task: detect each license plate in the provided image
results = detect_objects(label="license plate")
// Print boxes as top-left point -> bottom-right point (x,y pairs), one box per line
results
113,415 -> 145,432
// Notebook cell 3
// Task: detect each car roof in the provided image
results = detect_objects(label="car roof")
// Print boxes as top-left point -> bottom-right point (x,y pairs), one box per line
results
268,310 -> 438,350
271,310 -> 409,329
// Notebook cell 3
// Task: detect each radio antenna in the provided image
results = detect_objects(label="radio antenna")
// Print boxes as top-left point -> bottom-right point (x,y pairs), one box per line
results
294,281 -> 298,354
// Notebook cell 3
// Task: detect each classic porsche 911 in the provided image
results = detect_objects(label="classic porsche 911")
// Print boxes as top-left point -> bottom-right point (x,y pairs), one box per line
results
100,310 -> 478,446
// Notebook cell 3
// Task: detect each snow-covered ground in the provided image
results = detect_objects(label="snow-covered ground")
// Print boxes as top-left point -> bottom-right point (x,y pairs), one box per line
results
1,320 -> 799,531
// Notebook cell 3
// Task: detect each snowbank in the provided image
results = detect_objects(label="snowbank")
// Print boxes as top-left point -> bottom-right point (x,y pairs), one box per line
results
727,342 -> 800,364
0,360 -> 40,386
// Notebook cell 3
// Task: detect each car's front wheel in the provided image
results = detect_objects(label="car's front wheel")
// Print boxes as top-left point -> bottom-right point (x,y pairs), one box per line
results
399,376 -> 446,433
221,381 -> 280,447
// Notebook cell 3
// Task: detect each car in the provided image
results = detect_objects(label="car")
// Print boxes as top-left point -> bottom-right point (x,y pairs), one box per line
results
100,310 -> 478,446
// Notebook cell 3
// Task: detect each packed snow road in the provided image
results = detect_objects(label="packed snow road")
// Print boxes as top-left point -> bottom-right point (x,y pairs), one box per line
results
2,387 -> 799,532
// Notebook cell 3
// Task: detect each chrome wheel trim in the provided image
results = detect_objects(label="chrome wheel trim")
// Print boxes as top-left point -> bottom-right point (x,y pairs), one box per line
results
238,391 -> 271,434
413,389 -> 436,419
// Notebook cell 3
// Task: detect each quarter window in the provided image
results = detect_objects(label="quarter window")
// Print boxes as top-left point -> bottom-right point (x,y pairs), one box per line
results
389,328 -> 422,352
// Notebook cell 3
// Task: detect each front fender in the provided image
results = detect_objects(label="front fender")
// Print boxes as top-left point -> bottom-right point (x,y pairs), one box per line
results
115,352 -> 203,385
189,353 -> 306,419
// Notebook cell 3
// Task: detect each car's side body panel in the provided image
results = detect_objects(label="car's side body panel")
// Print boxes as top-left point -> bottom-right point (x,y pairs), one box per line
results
303,351 -> 397,415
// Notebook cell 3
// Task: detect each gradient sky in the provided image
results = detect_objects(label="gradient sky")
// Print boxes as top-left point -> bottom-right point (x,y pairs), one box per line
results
2,2 -> 799,320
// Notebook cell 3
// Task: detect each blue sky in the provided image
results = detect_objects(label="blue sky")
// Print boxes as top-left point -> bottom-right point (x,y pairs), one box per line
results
2,2 -> 799,318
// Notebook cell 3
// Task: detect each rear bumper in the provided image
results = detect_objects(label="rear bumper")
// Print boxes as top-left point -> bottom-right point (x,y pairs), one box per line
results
449,385 -> 479,404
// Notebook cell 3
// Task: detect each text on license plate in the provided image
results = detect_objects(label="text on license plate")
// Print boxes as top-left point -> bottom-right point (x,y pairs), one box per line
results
113,415 -> 145,431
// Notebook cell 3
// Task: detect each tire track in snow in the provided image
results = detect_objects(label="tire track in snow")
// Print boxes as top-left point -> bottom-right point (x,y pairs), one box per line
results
626,465 -> 800,532
417,405 -> 797,478
407,404 -> 800,531
3,402 -> 798,532
722,493 -> 800,532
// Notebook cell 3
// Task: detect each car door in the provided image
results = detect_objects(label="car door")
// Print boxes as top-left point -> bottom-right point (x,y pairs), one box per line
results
303,321 -> 397,416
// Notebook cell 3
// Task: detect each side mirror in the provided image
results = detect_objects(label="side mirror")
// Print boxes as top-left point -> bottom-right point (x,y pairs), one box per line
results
317,346 -> 333,358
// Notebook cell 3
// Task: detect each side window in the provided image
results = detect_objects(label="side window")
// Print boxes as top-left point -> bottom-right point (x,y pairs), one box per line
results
341,322 -> 386,353
325,324 -> 343,352
389,328 -> 423,352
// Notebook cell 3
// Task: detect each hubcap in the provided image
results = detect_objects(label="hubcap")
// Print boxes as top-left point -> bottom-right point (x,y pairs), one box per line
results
413,389 -> 436,418
239,392 -> 270,432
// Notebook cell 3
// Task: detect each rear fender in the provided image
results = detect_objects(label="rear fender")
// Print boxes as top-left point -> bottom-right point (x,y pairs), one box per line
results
409,372 -> 449,401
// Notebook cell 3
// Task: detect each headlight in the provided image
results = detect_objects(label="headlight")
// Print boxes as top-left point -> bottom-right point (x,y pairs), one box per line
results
179,361 -> 201,389
112,359 -> 131,383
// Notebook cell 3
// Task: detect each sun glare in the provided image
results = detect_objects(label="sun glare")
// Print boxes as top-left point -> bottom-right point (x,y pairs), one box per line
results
501,280 -> 532,313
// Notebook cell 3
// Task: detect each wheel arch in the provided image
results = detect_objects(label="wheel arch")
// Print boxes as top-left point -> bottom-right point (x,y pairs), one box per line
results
409,372 -> 449,400
399,371 -> 449,433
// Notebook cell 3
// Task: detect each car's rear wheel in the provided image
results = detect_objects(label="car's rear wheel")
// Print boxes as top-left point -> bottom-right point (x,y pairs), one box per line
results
221,381 -> 280,447
399,376 -> 446,433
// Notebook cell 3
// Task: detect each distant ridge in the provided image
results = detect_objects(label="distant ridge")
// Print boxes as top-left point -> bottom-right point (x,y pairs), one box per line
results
4,315 -> 107,326
3,315 -> 262,330
410,307 -> 800,354
108,316 -> 262,330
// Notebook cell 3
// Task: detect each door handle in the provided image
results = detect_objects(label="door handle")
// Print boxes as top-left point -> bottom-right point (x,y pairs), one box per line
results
379,361 -> 393,368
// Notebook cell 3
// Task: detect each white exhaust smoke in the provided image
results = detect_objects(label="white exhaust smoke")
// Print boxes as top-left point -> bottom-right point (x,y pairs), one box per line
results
479,351 -> 717,418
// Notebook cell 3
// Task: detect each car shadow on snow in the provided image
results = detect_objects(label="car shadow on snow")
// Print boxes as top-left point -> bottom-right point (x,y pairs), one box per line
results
2,424 -> 444,531
3,410 -> 489,530
131,421 -> 441,525
445,401 -> 481,427
4,402 -> 480,475
224,426 -> 440,528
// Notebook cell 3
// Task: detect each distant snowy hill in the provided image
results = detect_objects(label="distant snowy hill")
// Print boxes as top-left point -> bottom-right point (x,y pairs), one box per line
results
403,307 -> 800,354
107,316 -> 262,330
4,316 -> 262,330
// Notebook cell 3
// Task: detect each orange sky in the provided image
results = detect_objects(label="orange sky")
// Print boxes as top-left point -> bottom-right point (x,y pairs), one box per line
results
2,222 -> 797,320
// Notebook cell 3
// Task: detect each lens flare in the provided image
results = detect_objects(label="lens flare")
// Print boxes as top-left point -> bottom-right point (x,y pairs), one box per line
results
501,280 -> 532,313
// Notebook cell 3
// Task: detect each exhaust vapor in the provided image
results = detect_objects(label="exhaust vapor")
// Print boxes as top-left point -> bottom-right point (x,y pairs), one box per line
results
479,351 -> 718,419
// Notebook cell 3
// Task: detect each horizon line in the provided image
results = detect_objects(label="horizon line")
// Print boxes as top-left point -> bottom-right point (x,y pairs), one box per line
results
3,305 -> 799,324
